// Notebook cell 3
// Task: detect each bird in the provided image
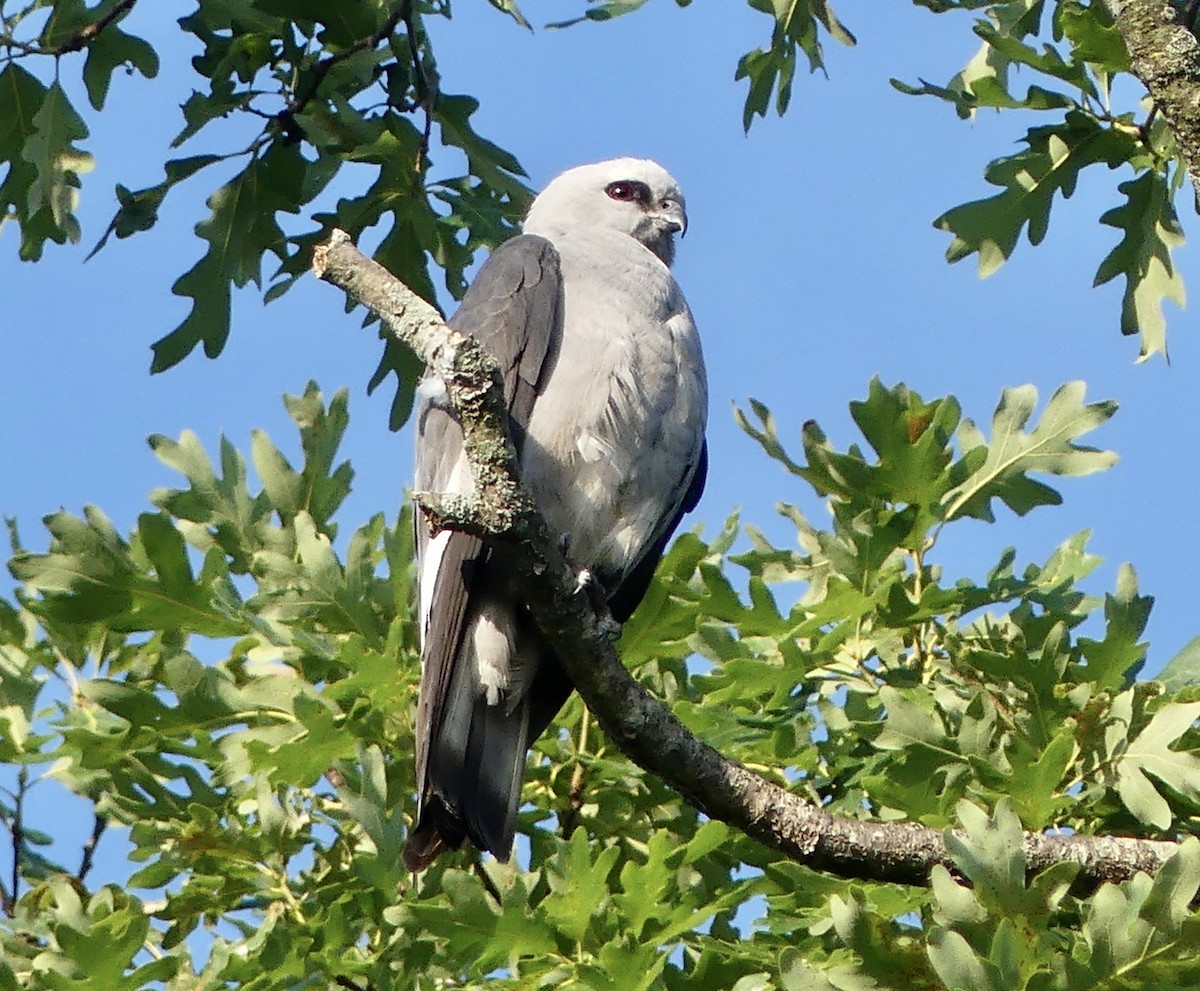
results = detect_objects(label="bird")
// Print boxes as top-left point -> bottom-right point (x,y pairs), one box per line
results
403,158 -> 708,871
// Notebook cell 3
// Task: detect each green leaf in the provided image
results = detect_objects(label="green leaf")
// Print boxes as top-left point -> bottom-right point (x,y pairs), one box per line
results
8,507 -> 241,636
547,0 -> 651,29
895,2 -> 1084,123
945,800 -> 1028,916
1009,726 -> 1077,826
152,143 -> 313,371
81,15 -> 160,110
972,20 -> 1096,98
542,827 -> 620,941
1158,634 -> 1200,692
1141,837 -> 1200,938
435,94 -> 528,201
172,84 -> 255,149
1055,0 -> 1130,75
1094,170 -> 1186,362
0,63 -> 49,256
486,0 -> 532,27
1115,702 -> 1200,829
12,79 -> 93,258
926,927 -> 990,991
891,75 -> 1074,118
1077,562 -> 1152,691
942,381 -> 1116,523
87,154 -> 223,259
252,0 -> 386,43
734,0 -> 856,131
936,111 -> 1136,277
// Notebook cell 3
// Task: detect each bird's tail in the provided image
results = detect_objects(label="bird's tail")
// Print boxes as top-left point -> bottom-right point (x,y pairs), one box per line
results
404,663 -> 531,871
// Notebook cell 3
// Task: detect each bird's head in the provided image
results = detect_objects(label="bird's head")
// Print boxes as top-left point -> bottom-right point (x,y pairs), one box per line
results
523,158 -> 688,266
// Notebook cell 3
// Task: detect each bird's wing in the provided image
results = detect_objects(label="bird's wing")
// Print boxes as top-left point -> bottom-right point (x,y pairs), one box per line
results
605,439 -> 707,624
413,234 -> 562,822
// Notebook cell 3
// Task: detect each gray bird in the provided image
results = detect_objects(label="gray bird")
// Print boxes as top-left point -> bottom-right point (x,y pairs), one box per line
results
404,158 -> 708,870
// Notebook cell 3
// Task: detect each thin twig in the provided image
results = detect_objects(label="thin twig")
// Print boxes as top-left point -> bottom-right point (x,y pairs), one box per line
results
0,781 -> 11,913
1139,103 -> 1160,146
400,0 -> 435,169
277,0 -> 409,140
51,0 -> 138,55
0,844 -> 10,916
10,768 -> 26,909
77,814 -> 107,883
560,709 -> 591,837
1,0 -> 138,56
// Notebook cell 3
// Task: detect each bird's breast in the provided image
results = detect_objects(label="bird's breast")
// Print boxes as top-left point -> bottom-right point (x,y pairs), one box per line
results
520,235 -> 707,582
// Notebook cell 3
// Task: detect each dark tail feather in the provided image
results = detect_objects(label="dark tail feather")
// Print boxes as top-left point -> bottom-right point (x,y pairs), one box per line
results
405,672 -> 531,868
459,690 -> 531,858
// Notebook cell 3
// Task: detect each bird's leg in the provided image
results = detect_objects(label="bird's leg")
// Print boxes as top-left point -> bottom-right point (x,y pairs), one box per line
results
557,535 -> 622,640
571,566 -> 622,642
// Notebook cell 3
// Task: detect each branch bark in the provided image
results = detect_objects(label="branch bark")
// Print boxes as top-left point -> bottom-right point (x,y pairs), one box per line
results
1109,0 -> 1200,205
0,0 -> 138,57
312,230 -> 1182,890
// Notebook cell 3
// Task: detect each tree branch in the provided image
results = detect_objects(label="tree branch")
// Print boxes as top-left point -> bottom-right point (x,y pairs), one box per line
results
312,230 -> 1183,889
1108,0 -> 1200,206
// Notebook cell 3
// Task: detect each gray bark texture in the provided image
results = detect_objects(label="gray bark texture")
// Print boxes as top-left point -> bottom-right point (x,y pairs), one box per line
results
313,230 -> 1182,890
1110,0 -> 1200,203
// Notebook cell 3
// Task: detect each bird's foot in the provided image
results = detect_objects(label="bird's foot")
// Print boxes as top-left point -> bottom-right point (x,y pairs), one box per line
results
597,614 -> 623,642
573,568 -> 622,641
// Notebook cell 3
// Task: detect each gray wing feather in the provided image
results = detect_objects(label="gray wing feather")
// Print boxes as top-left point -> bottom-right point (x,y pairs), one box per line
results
412,235 -> 562,856
605,440 -> 707,624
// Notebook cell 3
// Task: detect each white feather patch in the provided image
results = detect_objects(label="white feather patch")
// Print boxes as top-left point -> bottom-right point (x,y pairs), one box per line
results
416,375 -> 449,408
419,530 -> 451,647
471,610 -> 512,707
418,456 -> 473,647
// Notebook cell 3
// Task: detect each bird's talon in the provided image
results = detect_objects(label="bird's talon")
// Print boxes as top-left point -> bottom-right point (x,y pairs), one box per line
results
598,616 -> 623,642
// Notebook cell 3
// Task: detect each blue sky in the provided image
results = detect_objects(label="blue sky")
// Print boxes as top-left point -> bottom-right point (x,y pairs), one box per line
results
3,0 -> 1199,884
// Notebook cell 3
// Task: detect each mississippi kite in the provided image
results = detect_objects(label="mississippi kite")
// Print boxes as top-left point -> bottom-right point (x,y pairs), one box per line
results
404,158 -> 708,870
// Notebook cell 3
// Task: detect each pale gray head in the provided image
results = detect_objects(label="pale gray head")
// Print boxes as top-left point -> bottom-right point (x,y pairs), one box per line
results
523,158 -> 688,266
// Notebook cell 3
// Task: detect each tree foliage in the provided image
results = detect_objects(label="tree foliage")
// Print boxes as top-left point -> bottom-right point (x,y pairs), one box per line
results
0,0 -> 1194,382
3,379 -> 1200,989
5,0 -> 1200,988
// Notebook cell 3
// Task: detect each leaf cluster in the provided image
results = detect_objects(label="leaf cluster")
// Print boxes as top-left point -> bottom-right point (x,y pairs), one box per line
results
1,1 -> 528,426
891,0 -> 1188,360
2,379 -> 1199,988
4,0 -> 1195,382
559,0 -> 1191,357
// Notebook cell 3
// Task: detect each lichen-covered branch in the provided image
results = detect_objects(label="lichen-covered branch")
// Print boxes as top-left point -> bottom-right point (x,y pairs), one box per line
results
1109,0 -> 1200,204
313,230 -> 536,541
312,230 -> 1181,889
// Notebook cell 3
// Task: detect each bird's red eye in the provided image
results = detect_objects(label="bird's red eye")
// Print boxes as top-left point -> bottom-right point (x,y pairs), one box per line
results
605,180 -> 650,203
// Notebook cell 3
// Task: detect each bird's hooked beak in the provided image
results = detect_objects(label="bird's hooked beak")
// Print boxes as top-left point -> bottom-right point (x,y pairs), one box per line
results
655,198 -> 688,238
637,196 -> 688,265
